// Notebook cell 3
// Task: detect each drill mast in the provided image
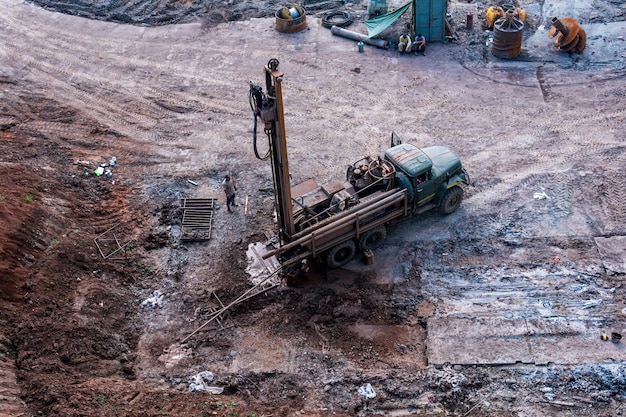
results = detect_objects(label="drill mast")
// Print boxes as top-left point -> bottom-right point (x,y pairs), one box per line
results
250,58 -> 295,241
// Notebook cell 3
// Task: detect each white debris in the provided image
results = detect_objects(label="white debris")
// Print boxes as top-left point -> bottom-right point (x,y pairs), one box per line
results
358,383 -> 376,399
188,371 -> 222,393
533,191 -> 550,200
246,241 -> 281,286
141,290 -> 164,308
206,387 -> 224,394
581,299 -> 602,309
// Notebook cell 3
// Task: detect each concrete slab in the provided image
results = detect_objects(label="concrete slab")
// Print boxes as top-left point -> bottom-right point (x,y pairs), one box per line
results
427,317 -> 626,365
595,236 -> 626,274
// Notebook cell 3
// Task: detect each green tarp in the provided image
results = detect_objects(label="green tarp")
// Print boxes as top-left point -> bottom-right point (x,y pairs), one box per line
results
365,1 -> 412,38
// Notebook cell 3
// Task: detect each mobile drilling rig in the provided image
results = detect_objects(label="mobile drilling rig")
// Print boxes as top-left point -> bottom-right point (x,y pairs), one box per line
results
249,58 -> 470,273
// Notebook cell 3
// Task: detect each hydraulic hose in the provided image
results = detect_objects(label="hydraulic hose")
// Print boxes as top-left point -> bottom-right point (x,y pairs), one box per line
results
249,82 -> 271,161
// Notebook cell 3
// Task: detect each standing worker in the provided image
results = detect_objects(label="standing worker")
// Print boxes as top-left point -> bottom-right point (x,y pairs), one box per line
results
398,33 -> 411,54
412,33 -> 426,55
222,175 -> 238,212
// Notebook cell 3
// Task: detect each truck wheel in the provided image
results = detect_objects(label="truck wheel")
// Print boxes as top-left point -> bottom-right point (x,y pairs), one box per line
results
326,240 -> 356,269
359,225 -> 387,251
395,172 -> 414,204
440,186 -> 463,214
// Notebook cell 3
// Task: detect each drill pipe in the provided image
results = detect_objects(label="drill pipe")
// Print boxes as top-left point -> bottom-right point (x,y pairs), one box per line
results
330,25 -> 390,49
262,188 -> 407,259
549,17 -> 586,53
550,17 -> 579,45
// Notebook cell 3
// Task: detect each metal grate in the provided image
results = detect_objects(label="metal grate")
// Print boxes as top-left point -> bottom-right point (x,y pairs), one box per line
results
180,198 -> 216,241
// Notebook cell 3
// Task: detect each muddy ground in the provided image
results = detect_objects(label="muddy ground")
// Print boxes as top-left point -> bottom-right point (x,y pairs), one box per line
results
1,0 -> 626,416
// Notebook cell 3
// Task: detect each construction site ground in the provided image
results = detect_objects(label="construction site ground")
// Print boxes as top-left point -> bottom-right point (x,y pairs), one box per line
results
1,0 -> 626,416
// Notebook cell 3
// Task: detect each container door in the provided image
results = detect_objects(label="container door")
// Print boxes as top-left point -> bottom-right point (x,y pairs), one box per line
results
414,0 -> 446,42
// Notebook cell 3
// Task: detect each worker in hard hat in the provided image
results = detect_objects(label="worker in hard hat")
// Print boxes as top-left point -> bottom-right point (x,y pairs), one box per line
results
398,33 -> 411,54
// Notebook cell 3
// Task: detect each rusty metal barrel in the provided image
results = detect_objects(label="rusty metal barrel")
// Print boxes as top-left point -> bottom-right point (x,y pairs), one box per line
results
491,9 -> 524,59
275,6 -> 307,33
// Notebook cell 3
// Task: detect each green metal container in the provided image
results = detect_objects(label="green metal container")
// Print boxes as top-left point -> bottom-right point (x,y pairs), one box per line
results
413,0 -> 447,42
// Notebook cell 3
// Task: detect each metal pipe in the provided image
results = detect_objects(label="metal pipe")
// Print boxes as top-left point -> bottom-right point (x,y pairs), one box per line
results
551,16 -> 569,37
307,204 -> 406,257
301,192 -> 405,245
292,183 -> 394,239
330,25 -> 389,49
278,206 -> 407,268
263,189 -> 406,259
291,188 -> 402,240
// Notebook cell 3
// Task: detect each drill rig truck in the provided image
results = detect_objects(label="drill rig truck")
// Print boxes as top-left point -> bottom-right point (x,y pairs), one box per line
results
249,59 -> 470,273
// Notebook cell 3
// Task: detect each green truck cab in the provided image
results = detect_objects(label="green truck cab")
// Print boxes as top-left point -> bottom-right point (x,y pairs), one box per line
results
347,133 -> 470,216
385,142 -> 470,214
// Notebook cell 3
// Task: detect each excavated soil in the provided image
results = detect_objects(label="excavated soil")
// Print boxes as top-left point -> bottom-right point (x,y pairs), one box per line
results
1,0 -> 626,416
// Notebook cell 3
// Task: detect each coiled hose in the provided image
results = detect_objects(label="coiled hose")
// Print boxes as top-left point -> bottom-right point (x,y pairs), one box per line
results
322,11 -> 353,28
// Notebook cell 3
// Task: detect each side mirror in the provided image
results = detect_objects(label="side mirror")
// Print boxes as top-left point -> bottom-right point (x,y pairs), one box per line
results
391,131 -> 402,147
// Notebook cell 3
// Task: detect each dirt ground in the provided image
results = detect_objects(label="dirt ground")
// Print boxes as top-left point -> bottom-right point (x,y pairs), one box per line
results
1,0 -> 626,416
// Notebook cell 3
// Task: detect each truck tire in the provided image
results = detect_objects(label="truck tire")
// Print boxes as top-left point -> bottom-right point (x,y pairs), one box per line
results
440,186 -> 463,214
326,240 -> 356,269
359,225 -> 387,251
395,172 -> 414,204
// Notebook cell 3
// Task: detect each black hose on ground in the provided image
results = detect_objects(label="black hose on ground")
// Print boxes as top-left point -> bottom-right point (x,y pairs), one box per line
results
322,11 -> 353,28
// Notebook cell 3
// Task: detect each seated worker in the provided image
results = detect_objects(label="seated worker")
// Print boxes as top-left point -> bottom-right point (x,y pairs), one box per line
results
412,33 -> 426,55
398,33 -> 412,53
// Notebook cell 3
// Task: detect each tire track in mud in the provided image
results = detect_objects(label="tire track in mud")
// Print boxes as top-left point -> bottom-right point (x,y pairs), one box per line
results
30,0 -> 202,25
536,66 -> 551,102
2,39 -> 169,147
597,168 -> 626,235
403,122 -> 609,241
549,172 -> 572,219
422,270 -> 613,319
0,5 -> 250,158
4,56 -> 246,175
465,103 -> 625,225
282,71 -> 466,179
